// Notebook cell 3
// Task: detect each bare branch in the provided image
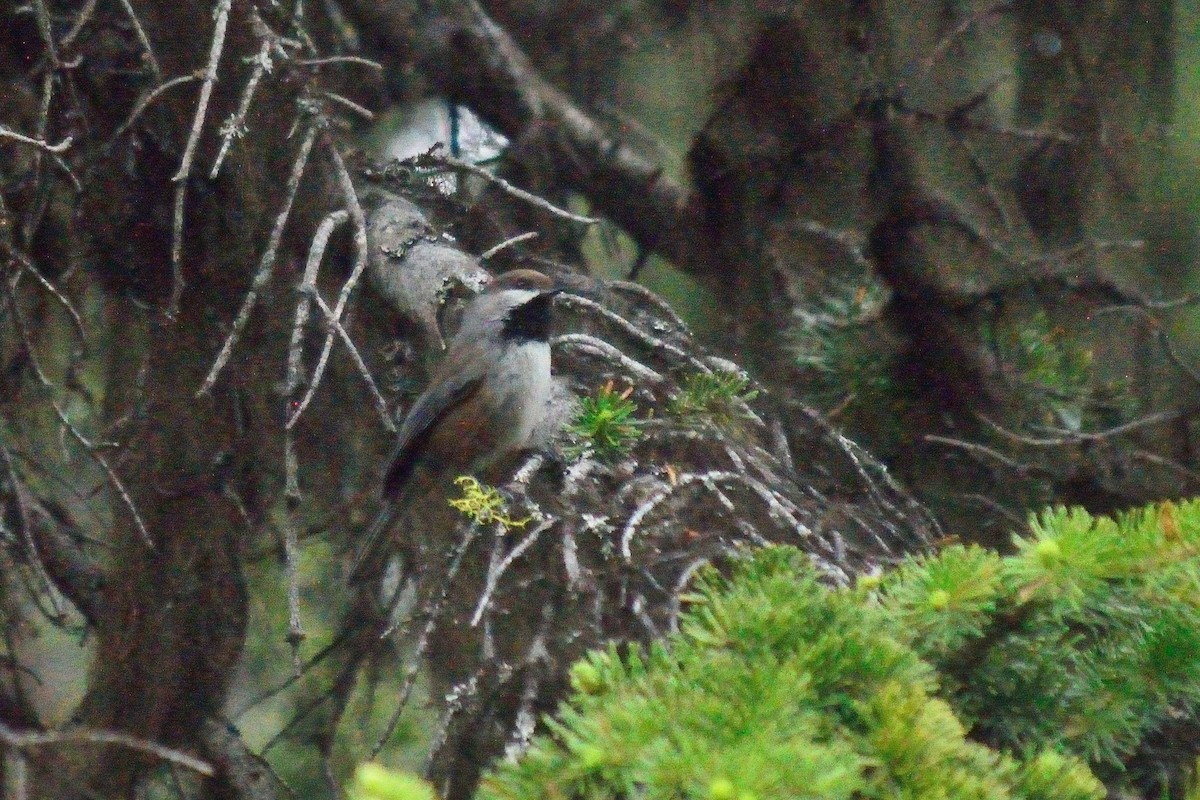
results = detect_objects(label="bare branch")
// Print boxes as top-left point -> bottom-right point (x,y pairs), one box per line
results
552,333 -> 665,385
0,125 -> 72,154
415,146 -> 598,225
30,0 -> 62,68
0,445 -> 63,618
8,249 -> 87,347
370,524 -> 481,758
924,434 -> 1035,475
286,133 -> 371,428
470,518 -> 554,626
480,231 -> 538,260
173,0 -> 233,183
977,408 -> 1190,447
107,74 -> 201,148
115,0 -> 163,81
51,401 -> 153,549
296,55 -> 383,70
284,209 -> 349,396
303,287 -> 396,432
558,292 -> 712,374
197,119 -> 321,396
319,90 -> 374,121
0,722 -> 213,776
282,431 -> 306,671
169,0 -> 234,315
210,37 -> 274,179
60,0 -> 99,49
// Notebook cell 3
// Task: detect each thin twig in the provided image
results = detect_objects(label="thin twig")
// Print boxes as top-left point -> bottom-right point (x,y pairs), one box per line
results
369,523 -> 481,758
210,37 -> 274,179
30,0 -> 62,68
552,333 -> 665,384
303,288 -> 396,432
415,146 -> 600,225
21,72 -> 55,245
231,627 -> 357,719
286,133 -> 370,428
282,431 -> 305,672
558,292 -> 712,374
115,0 -> 163,80
60,0 -> 99,48
107,74 -> 201,148
170,0 -> 234,315
978,408 -> 1188,447
50,401 -> 153,549
481,231 -> 539,260
174,0 -> 232,183
608,279 -> 691,330
917,2 -> 1013,80
0,722 -> 213,776
296,55 -> 383,70
8,250 -> 87,347
319,90 -> 374,121
0,126 -> 72,154
2,278 -> 52,386
197,120 -> 321,396
284,210 -> 349,396
470,518 -> 553,626
924,433 -> 1032,474
0,445 -> 62,617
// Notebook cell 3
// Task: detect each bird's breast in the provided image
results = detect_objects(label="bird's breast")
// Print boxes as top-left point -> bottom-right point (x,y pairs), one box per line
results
486,342 -> 552,448
421,341 -> 551,475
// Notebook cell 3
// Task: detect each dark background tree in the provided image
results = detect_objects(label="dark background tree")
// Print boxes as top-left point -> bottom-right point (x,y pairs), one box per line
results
0,0 -> 1196,798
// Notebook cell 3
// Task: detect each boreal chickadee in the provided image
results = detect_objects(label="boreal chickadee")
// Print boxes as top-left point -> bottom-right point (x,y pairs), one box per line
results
349,269 -> 560,582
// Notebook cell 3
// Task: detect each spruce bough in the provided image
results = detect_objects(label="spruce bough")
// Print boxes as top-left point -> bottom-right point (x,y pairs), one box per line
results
478,500 -> 1200,799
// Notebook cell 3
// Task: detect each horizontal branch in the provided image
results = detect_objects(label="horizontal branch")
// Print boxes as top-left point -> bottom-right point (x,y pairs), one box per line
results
340,0 -> 707,276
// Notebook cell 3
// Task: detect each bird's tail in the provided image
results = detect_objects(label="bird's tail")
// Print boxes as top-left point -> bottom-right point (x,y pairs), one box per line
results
347,499 -> 396,584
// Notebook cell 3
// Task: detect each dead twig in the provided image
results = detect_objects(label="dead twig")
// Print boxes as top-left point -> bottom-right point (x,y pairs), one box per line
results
286,132 -> 371,429
197,119 -> 321,396
114,0 -> 163,80
0,722 -> 213,776
282,431 -> 306,672
0,126 -> 72,154
414,146 -> 599,225
480,231 -> 538,260
107,75 -> 201,148
296,55 -> 382,70
303,287 -> 396,432
978,408 -> 1189,447
174,0 -> 233,183
284,210 -> 349,396
170,0 -> 234,316
370,524 -> 481,758
50,401 -> 153,549
210,37 -> 274,179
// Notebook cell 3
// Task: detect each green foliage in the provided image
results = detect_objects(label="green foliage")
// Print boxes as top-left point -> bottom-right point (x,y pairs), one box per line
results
349,764 -> 437,800
447,476 -> 531,530
667,370 -> 759,423
567,381 -> 643,459
879,501 -> 1200,766
985,310 -> 1134,432
483,499 -> 1200,800
793,285 -> 894,413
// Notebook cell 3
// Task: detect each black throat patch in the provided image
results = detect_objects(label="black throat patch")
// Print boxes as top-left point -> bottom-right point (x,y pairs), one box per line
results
502,292 -> 556,343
